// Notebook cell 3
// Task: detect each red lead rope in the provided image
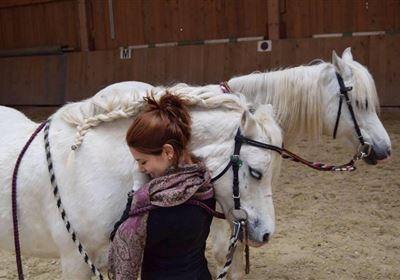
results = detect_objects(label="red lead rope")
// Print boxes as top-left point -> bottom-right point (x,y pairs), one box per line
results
280,148 -> 357,172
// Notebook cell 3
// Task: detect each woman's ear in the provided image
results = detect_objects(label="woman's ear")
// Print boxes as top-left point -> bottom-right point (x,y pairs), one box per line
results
162,144 -> 175,160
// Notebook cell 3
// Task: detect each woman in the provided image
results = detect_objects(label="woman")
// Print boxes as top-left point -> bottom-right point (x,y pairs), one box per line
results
108,92 -> 215,280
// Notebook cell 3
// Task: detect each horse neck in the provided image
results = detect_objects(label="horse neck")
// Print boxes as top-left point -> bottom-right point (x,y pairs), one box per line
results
229,64 -> 334,146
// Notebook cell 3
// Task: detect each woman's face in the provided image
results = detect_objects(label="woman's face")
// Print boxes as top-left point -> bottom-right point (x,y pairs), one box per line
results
130,145 -> 174,178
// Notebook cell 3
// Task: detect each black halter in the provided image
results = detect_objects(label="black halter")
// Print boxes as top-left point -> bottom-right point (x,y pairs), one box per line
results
211,129 -> 280,213
333,73 -> 371,158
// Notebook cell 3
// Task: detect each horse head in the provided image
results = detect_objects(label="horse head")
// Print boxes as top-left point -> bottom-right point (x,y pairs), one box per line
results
182,87 -> 282,246
327,47 -> 391,164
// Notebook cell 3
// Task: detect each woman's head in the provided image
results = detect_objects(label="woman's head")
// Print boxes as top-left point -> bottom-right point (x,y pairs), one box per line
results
126,92 -> 192,178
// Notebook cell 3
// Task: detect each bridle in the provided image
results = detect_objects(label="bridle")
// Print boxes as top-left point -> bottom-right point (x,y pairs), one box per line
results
210,128 -> 280,278
333,72 -> 372,160
210,129 -> 276,217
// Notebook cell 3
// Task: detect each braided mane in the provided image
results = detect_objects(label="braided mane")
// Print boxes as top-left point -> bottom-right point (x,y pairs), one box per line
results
60,83 -> 249,150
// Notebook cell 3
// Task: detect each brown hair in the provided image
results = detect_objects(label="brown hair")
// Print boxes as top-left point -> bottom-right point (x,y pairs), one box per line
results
126,92 -> 192,166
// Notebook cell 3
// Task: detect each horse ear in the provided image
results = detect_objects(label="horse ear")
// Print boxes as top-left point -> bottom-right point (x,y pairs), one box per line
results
240,110 -> 258,138
332,50 -> 340,66
332,50 -> 352,80
342,47 -> 353,62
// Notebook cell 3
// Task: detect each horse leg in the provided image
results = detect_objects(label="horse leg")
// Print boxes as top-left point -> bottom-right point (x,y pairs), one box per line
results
60,250 -> 92,280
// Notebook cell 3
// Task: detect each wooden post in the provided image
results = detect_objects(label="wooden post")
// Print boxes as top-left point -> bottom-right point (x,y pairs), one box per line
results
268,0 -> 280,40
77,0 -> 89,51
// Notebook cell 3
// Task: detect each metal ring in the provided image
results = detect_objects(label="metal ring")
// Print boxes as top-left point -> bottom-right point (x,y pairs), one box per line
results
229,208 -> 248,222
357,142 -> 372,157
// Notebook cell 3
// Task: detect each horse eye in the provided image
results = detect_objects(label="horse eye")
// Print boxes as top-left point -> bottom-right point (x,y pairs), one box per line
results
249,167 -> 262,180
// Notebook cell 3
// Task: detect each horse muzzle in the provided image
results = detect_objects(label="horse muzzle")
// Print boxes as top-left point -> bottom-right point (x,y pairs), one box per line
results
363,144 -> 391,165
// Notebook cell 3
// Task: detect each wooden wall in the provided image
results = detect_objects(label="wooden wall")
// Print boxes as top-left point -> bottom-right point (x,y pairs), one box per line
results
90,0 -> 269,50
1,35 -> 398,106
0,0 -> 399,106
282,0 -> 400,38
2,0 -> 399,50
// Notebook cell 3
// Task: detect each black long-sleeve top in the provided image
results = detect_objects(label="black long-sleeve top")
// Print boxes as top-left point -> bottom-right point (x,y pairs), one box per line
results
141,197 -> 216,280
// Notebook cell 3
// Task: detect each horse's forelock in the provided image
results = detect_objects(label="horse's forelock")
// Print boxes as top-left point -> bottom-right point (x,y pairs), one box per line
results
347,61 -> 380,113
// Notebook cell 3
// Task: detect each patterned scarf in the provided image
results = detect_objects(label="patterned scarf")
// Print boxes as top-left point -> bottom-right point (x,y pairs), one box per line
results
108,162 -> 214,280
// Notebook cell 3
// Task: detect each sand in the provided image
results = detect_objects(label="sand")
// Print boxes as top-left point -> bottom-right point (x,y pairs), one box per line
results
1,110 -> 399,280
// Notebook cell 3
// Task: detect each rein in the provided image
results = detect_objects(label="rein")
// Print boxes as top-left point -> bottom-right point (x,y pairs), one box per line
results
12,121 -> 48,280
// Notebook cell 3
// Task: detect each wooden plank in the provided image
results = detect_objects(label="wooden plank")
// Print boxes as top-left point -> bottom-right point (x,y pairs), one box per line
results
267,0 -> 280,39
0,55 -> 65,105
89,0 -> 108,50
383,36 -> 400,106
114,0 -> 145,45
394,0 -> 400,30
0,0 -> 79,50
77,0 -> 89,51
0,0 -> 59,9
203,43 -> 226,83
256,0 -> 268,37
369,35 -> 387,105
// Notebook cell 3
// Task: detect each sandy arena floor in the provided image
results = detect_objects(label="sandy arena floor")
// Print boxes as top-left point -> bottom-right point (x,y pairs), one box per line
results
0,110 -> 399,280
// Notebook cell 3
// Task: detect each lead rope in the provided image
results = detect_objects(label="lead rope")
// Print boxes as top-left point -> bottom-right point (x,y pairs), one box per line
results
43,119 -> 105,280
243,221 -> 250,274
12,121 -> 48,280
216,221 -> 242,279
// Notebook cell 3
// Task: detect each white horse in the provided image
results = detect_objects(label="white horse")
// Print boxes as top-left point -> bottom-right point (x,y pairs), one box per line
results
228,47 -> 391,160
210,47 -> 392,279
0,84 -> 283,279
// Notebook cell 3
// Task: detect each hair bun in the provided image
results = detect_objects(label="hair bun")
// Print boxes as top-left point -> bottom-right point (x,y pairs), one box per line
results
159,92 -> 187,119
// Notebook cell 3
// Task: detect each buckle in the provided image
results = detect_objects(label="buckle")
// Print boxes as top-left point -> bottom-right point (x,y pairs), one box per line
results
230,155 -> 243,167
232,193 -> 241,199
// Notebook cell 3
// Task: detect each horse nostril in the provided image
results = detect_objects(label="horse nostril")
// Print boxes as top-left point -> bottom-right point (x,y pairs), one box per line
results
263,233 -> 270,242
387,149 -> 391,156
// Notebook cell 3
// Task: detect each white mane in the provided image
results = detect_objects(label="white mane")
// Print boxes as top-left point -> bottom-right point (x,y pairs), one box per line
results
229,64 -> 327,142
60,83 -> 250,150
228,60 -> 379,142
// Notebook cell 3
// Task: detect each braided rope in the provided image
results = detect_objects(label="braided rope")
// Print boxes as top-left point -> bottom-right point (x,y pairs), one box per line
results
12,121 -> 48,280
281,151 -> 356,171
216,222 -> 241,280
71,105 -> 142,150
44,119 -> 104,280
